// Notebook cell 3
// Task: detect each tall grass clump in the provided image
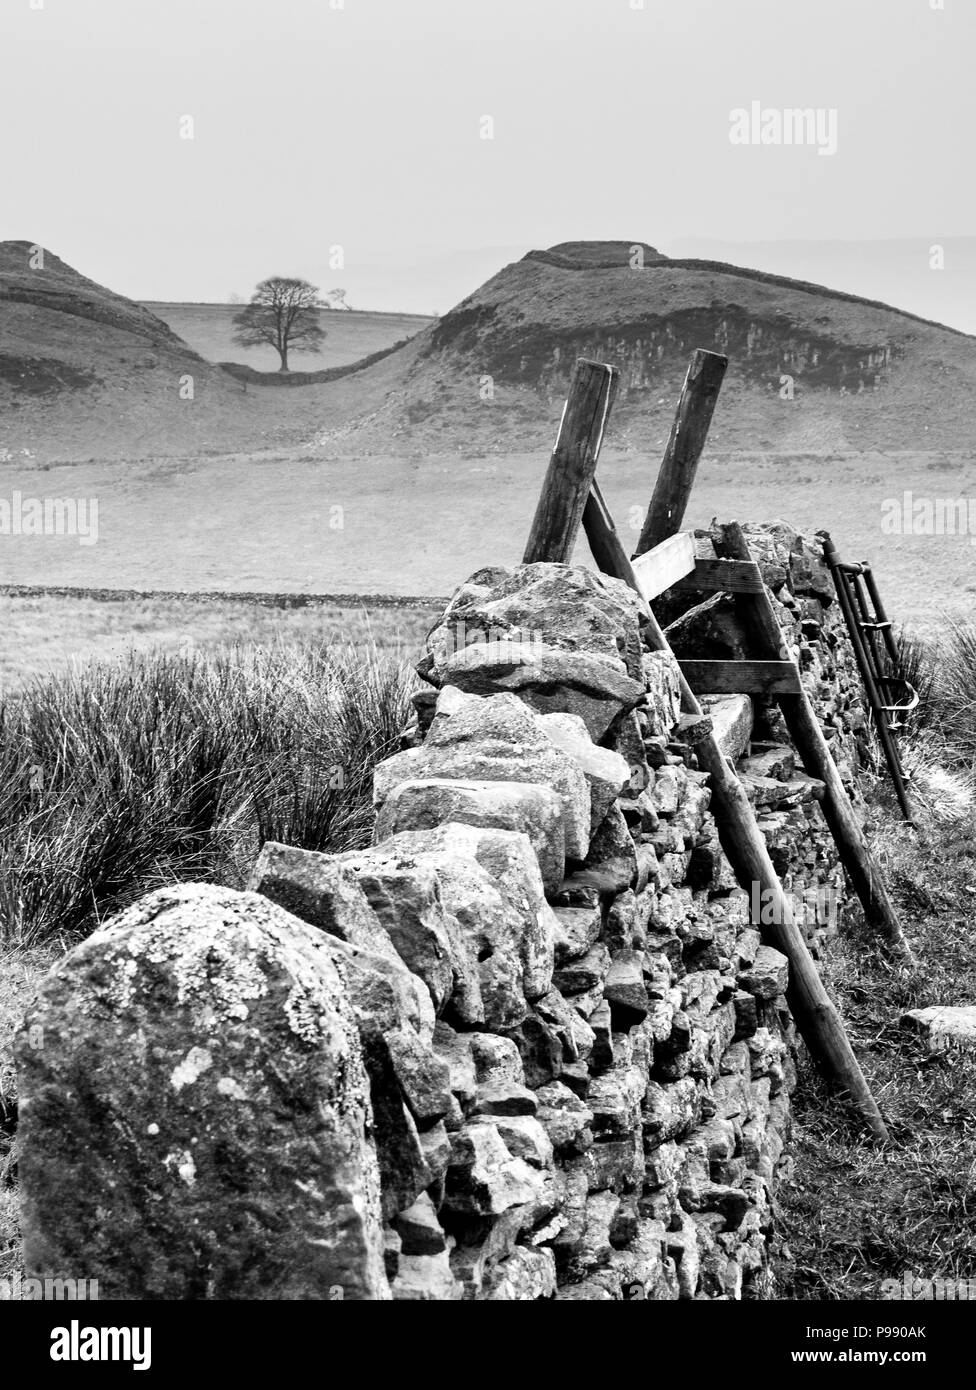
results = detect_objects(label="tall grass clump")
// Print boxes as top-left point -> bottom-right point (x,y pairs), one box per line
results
928,622 -> 976,767
896,620 -> 976,761
883,622 -> 976,823
0,641 -> 416,946
892,628 -> 939,735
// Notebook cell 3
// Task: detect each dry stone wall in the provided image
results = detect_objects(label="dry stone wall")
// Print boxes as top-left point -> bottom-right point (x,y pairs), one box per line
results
14,523 -> 870,1300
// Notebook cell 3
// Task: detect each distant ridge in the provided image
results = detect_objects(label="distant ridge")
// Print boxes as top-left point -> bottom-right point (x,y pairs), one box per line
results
140,301 -> 433,321
302,239 -> 976,453
5,239 -> 976,461
522,243 -> 974,339
526,240 -> 669,270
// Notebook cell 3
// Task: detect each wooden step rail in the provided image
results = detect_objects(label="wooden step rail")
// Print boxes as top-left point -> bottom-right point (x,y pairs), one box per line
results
676,658 -> 802,696
673,557 -> 766,595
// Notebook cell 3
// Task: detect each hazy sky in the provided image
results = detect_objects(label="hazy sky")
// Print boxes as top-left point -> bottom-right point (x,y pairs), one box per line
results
3,0 -> 974,322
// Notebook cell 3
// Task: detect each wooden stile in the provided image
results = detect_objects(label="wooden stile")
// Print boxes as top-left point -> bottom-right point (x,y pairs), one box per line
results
582,479 -> 640,588
582,480 -> 653,611
521,349 -> 896,1140
579,492 -> 891,1144
622,372 -> 912,964
634,348 -> 728,558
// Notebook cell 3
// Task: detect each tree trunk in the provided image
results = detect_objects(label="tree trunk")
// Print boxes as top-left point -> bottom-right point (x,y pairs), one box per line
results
277,344 -> 289,372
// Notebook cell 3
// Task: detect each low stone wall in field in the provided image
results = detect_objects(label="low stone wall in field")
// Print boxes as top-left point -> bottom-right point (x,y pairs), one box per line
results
14,522 -> 869,1300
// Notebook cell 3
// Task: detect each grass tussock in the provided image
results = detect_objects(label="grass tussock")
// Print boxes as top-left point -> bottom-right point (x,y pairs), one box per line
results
896,621 -> 976,770
0,641 -> 416,947
0,631 -> 417,1286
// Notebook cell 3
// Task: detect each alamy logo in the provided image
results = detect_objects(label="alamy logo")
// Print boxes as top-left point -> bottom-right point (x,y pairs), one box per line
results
881,492 -> 976,545
0,1274 -> 98,1301
442,620 -> 545,663
750,882 -> 839,931
50,1320 -> 151,1372
729,102 -> 838,156
0,491 -> 99,546
882,1271 -> 976,1300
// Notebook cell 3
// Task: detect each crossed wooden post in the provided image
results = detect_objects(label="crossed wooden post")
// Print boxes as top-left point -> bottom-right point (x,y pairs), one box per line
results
635,348 -> 728,555
522,353 -> 909,1145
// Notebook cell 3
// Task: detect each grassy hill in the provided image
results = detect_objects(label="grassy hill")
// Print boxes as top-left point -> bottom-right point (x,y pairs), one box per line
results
0,244 -> 429,461
6,238 -> 976,462
0,242 -> 271,459
303,240 -> 976,454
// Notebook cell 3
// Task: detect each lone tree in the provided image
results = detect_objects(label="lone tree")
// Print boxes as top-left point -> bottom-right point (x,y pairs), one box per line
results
232,277 -> 326,372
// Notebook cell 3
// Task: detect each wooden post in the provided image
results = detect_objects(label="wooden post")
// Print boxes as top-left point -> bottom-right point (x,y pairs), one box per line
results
581,493 -> 891,1144
682,710 -> 890,1146
582,479 -> 635,586
634,348 -> 728,558
714,521 -> 914,965
523,360 -> 619,564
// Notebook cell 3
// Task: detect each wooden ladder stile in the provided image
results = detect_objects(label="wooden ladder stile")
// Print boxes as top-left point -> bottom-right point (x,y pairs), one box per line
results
520,354 -> 892,1143
624,349 -> 914,964
580,504 -> 891,1145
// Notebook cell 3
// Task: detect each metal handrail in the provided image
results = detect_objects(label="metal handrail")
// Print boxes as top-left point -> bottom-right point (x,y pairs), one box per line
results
817,530 -> 915,824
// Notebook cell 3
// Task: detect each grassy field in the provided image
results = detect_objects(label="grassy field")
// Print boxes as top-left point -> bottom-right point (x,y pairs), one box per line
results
0,594 -> 438,693
1,448 -> 974,626
0,640 -> 419,947
141,303 -> 435,375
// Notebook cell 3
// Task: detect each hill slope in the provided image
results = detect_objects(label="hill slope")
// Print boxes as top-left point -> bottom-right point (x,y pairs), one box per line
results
306,240 -> 976,454
5,240 -> 976,461
0,242 -> 302,459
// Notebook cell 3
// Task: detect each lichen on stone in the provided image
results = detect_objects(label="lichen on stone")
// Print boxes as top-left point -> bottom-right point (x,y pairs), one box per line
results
170,1047 -> 213,1092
